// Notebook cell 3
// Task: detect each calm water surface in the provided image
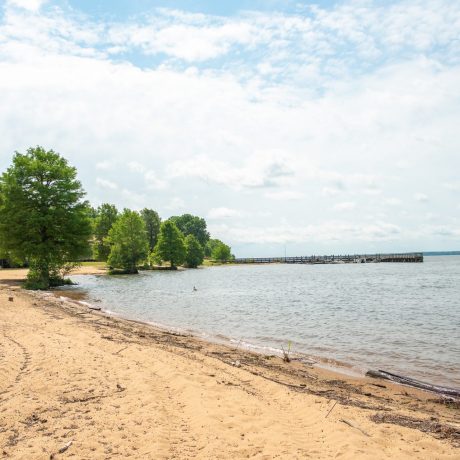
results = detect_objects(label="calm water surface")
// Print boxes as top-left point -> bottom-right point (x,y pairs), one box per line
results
68,256 -> 460,387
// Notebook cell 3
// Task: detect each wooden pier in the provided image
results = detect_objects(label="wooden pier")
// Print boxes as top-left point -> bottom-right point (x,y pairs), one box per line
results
232,252 -> 423,265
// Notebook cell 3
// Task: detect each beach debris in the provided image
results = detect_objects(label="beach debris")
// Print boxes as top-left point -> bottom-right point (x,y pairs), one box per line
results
371,413 -> 460,443
428,397 -> 460,409
281,341 -> 292,363
340,419 -> 370,437
88,305 -> 101,311
58,441 -> 73,454
325,400 -> 338,418
370,383 -> 387,389
20,413 -> 47,427
116,383 -> 126,392
114,346 -> 128,355
8,297 -> 13,302
366,370 -> 460,398
50,440 -> 73,459
231,360 -> 241,368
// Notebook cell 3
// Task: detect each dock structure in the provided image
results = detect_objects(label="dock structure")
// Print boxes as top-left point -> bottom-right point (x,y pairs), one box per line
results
232,252 -> 423,265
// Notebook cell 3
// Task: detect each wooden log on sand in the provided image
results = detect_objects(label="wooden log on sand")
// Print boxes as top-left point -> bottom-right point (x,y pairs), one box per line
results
366,370 -> 460,398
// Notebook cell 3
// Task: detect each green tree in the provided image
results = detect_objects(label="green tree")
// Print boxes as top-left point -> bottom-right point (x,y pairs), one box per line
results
93,203 -> 119,261
184,234 -> 204,268
107,209 -> 149,274
0,146 -> 91,289
211,241 -> 232,262
205,238 -> 221,258
154,221 -> 186,269
168,214 -> 210,247
141,208 -> 161,252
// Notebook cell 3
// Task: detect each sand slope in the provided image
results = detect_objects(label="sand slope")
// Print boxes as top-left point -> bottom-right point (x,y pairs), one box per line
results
0,287 -> 458,459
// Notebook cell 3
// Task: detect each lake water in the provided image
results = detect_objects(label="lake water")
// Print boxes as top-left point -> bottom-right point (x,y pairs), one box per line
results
68,256 -> 460,388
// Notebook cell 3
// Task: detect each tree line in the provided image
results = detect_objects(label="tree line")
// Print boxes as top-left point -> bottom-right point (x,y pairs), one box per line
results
0,147 -> 233,289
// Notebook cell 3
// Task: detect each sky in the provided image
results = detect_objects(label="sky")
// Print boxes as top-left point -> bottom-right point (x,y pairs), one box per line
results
0,0 -> 459,257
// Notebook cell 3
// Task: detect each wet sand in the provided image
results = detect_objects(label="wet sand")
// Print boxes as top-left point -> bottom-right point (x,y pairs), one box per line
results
0,270 -> 459,459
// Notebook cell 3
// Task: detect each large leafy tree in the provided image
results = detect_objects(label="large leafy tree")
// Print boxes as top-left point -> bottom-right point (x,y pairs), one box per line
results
168,214 -> 210,247
93,203 -> 119,261
154,221 -> 185,269
184,234 -> 204,268
107,209 -> 149,274
204,238 -> 221,258
0,146 -> 91,289
211,241 -> 233,262
140,208 -> 161,252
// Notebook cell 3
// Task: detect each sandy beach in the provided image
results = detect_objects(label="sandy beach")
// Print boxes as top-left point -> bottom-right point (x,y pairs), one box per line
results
0,269 -> 459,459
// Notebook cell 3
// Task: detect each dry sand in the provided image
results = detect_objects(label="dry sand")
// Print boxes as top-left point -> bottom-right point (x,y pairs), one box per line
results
0,269 -> 459,459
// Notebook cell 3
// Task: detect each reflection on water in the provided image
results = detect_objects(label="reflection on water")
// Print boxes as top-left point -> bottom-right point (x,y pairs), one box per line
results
68,256 -> 460,387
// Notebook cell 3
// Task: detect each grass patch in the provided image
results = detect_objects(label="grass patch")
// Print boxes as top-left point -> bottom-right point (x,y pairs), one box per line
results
80,261 -> 106,268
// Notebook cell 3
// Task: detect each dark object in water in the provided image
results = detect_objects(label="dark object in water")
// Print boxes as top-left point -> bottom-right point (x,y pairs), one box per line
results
366,369 -> 460,398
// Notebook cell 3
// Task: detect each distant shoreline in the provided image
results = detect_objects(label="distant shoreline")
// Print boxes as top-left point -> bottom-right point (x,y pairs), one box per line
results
423,251 -> 460,256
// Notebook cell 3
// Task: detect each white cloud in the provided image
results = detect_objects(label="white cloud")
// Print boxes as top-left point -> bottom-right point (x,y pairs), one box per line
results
96,177 -> 117,190
167,152 -> 294,190
265,190 -> 304,201
214,221 -> 402,244
121,189 -> 146,209
334,201 -> 356,211
384,198 -> 402,206
127,161 -> 146,173
144,170 -> 167,190
207,207 -> 242,219
6,0 -> 47,11
95,161 -> 114,170
414,193 -> 429,202
165,197 -> 185,210
0,1 -> 459,255
443,182 -> 460,192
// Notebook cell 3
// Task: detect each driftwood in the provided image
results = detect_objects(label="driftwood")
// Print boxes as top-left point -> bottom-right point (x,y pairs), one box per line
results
58,441 -> 73,453
366,370 -> 460,398
340,418 -> 370,437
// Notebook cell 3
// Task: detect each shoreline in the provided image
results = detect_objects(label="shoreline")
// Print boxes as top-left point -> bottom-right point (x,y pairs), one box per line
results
60,291 -> 373,384
49,287 -> 460,397
3,266 -> 460,389
1,276 -> 459,458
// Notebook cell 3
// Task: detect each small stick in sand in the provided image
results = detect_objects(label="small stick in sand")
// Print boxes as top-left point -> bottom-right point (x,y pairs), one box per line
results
50,440 -> 73,459
59,441 -> 73,453
325,400 -> 337,418
114,346 -> 128,355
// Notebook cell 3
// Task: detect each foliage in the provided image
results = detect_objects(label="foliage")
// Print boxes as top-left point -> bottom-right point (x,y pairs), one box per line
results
141,208 -> 161,252
93,203 -> 118,261
149,248 -> 163,266
107,209 -> 149,274
204,238 -> 221,258
0,146 -> 91,289
168,214 -> 210,248
154,221 -> 186,268
184,234 -> 204,268
206,238 -> 233,261
211,241 -> 233,262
